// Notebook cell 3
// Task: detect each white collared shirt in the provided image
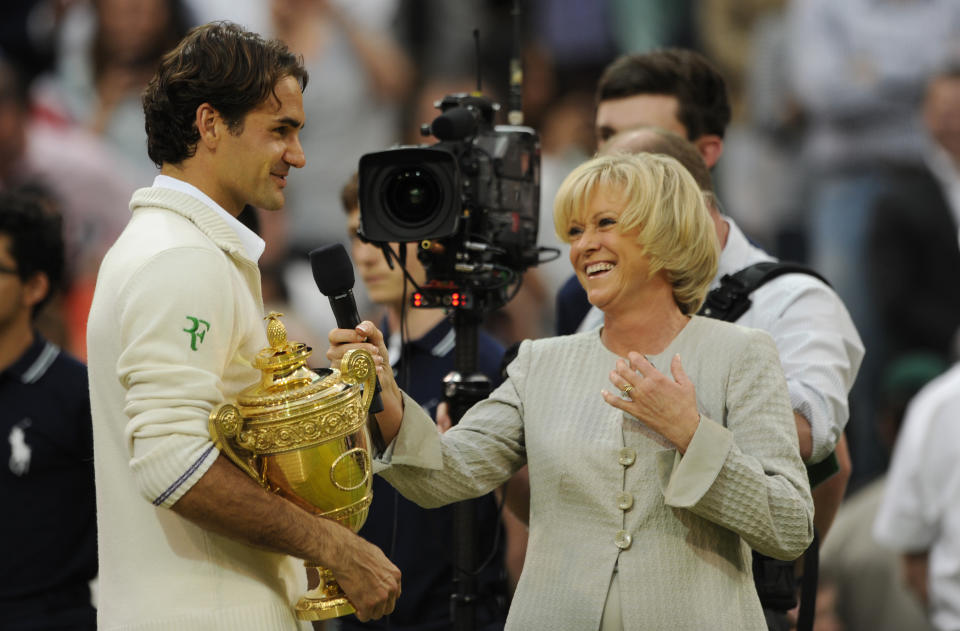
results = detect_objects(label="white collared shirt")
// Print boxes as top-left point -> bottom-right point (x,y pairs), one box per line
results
152,175 -> 266,261
875,362 -> 960,631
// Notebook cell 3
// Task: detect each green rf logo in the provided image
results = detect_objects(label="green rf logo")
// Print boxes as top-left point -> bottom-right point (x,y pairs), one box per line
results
183,316 -> 211,351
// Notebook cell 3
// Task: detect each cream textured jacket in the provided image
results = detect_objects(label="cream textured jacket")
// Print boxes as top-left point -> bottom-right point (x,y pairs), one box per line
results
380,317 -> 814,630
87,187 -> 307,630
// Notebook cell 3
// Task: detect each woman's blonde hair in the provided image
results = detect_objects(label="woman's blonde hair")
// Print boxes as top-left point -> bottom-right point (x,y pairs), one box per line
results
553,152 -> 719,314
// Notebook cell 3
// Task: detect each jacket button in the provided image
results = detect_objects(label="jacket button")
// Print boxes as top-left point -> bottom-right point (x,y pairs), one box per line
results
617,492 -> 634,511
615,530 -> 633,549
618,447 -> 636,466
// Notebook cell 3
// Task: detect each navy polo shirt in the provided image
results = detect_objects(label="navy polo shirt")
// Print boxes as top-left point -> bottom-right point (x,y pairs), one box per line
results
0,335 -> 97,603
555,274 -> 591,336
341,316 -> 508,631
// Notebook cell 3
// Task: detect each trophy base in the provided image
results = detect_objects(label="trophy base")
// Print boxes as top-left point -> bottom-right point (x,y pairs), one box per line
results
294,593 -> 355,621
294,565 -> 356,621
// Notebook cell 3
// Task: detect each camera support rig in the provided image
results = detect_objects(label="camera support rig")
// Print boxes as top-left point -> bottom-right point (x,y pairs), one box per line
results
356,5 -> 556,628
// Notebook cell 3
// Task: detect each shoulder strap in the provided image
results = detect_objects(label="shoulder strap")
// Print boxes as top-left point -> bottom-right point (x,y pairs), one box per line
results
796,530 -> 821,631
704,261 -> 833,631
699,261 -> 831,323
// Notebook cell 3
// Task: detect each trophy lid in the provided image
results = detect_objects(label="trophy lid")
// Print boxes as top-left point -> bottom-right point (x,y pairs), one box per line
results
235,313 -> 351,421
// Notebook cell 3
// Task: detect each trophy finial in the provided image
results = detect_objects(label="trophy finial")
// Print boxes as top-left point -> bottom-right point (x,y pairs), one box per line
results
265,312 -> 287,350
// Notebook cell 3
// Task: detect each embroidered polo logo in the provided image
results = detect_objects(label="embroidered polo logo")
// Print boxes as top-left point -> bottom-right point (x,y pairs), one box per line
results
8,419 -> 32,476
183,316 -> 211,351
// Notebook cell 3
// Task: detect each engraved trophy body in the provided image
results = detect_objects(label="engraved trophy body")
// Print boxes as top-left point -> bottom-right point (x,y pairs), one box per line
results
208,313 -> 376,621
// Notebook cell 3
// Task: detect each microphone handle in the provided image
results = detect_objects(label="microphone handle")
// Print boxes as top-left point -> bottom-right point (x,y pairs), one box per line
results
328,291 -> 385,415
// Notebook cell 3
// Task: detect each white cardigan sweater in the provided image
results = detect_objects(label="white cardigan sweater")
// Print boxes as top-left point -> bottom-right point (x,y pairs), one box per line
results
381,317 -> 814,631
87,187 -> 307,630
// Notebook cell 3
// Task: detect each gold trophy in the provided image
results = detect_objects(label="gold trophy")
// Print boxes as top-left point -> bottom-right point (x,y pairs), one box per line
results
208,313 -> 376,621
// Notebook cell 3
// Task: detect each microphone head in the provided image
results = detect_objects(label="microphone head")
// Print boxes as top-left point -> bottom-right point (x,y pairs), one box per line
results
309,243 -> 355,296
430,106 -> 479,141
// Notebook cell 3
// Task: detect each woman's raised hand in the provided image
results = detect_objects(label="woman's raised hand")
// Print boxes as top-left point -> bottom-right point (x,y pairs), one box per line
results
327,321 -> 404,442
602,352 -> 701,453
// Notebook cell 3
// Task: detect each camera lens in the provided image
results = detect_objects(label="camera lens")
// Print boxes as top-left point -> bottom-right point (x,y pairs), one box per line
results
384,169 -> 442,226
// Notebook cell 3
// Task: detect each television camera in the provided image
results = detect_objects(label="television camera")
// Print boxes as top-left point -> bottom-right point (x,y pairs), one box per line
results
357,91 -> 547,314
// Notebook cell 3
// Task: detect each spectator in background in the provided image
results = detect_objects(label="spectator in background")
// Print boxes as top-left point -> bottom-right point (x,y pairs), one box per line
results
0,191 -> 97,631
393,3 -> 490,103
924,64 -> 960,239
875,356 -> 960,631
181,0 -> 268,31
821,353 -> 945,631
51,0 -> 192,184
0,0 -> 65,86
0,54 -> 132,359
867,63 -> 960,379
693,0 -> 787,125
785,0 -> 960,487
526,0 -> 697,98
692,0 -> 802,256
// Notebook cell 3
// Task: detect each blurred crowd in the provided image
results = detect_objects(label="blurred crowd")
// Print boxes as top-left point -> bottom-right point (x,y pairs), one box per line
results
4,1 -> 960,629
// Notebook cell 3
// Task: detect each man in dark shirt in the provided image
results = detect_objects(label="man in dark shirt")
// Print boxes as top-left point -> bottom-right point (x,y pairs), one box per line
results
0,190 -> 97,630
338,173 -> 511,630
867,66 -> 960,371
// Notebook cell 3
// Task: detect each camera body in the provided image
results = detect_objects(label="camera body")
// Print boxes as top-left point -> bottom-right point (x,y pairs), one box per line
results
358,93 -> 541,313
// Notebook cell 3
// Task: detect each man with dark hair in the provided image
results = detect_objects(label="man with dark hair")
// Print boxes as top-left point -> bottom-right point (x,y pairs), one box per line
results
86,22 -> 400,630
0,191 -> 97,630
594,48 -> 731,167
556,50 -> 863,629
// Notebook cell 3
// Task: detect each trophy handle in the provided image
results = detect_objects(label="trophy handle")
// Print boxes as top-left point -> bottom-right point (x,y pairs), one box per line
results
340,349 -> 377,414
208,404 -> 264,484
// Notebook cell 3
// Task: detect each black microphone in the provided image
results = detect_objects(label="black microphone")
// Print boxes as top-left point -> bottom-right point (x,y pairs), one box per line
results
309,244 -> 384,416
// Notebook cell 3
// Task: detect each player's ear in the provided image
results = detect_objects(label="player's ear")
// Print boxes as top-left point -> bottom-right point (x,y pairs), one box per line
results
196,103 -> 225,149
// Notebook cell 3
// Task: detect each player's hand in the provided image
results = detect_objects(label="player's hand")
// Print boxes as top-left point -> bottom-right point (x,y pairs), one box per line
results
327,530 -> 401,621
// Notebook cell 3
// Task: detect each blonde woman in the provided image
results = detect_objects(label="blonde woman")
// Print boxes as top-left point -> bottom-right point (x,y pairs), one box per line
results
328,153 -> 813,630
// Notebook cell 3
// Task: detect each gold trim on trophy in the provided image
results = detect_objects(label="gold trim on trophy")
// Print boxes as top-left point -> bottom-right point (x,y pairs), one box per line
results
208,313 -> 377,621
